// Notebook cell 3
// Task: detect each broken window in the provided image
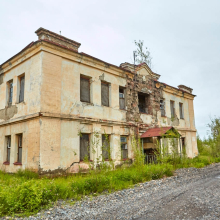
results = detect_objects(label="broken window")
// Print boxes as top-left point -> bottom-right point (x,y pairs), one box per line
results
119,87 -> 125,110
8,81 -> 13,105
170,100 -> 175,118
19,76 -> 25,103
6,136 -> 11,163
80,134 -> 90,161
121,136 -> 128,159
101,81 -> 109,107
138,93 -> 149,114
102,134 -> 110,160
80,76 -> 90,103
160,99 -> 165,117
17,134 -> 23,163
179,103 -> 184,119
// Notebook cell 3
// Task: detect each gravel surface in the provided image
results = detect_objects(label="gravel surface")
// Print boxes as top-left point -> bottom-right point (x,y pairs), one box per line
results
4,163 -> 220,220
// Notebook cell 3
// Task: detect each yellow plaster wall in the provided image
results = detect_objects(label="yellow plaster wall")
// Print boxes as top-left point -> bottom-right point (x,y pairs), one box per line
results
0,119 -> 40,172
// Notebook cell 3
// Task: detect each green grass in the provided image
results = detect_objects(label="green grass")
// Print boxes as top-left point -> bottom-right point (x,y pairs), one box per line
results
0,164 -> 173,217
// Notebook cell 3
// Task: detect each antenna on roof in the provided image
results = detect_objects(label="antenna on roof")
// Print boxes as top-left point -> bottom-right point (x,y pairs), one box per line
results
133,51 -> 137,73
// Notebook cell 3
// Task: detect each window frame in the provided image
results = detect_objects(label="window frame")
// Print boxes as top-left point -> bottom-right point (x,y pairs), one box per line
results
138,93 -> 149,114
120,136 -> 128,160
19,76 -> 25,103
160,99 -> 166,117
80,75 -> 91,103
119,87 -> 126,110
80,133 -> 90,161
17,134 -> 23,163
101,81 -> 110,107
7,80 -> 13,106
179,102 -> 184,119
6,136 -> 11,163
102,134 -> 111,160
170,100 -> 175,118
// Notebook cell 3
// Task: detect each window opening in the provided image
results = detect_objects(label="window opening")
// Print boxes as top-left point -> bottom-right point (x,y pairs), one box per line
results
101,81 -> 109,106
80,76 -> 90,103
119,87 -> 125,110
80,134 -> 90,161
19,76 -> 25,103
138,93 -> 149,113
179,103 -> 184,119
17,134 -> 23,163
121,136 -> 128,159
160,99 -> 165,117
102,134 -> 110,160
6,136 -> 11,162
170,100 -> 175,118
8,81 -> 13,105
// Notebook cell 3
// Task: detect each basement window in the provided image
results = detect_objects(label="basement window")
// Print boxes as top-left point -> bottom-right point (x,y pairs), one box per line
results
102,134 -> 110,160
80,76 -> 90,103
121,136 -> 128,159
170,100 -> 175,118
19,76 -> 25,103
80,134 -> 90,161
160,99 -> 165,117
179,103 -> 184,119
138,93 -> 149,114
119,87 -> 125,110
101,81 -> 109,107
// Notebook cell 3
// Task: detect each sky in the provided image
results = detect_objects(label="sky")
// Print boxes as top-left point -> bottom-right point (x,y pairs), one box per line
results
1,0 -> 220,138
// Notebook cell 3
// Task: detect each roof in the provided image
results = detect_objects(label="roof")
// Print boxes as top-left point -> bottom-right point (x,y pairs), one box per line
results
141,127 -> 173,138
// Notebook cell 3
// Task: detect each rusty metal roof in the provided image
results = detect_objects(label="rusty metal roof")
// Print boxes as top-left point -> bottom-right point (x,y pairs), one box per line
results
141,127 -> 173,138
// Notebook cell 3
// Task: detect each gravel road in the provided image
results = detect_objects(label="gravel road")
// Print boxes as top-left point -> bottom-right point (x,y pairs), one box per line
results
7,163 -> 220,220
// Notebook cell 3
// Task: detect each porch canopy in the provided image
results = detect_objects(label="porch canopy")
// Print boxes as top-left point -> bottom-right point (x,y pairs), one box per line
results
141,126 -> 181,138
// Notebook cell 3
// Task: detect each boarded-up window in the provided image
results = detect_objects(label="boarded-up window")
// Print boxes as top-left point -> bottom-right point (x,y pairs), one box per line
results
101,81 -> 109,106
121,136 -> 128,159
102,134 -> 110,160
6,136 -> 11,162
119,87 -> 125,110
19,76 -> 25,103
170,101 -> 175,118
80,134 -> 90,161
160,99 -> 165,117
138,93 -> 149,113
17,134 -> 23,163
80,76 -> 90,103
8,81 -> 13,105
179,103 -> 184,119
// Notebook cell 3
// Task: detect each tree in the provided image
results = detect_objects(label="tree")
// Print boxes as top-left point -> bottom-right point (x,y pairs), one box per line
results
134,40 -> 152,67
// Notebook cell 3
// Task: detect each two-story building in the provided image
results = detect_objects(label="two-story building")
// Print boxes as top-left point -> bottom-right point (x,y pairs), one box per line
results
0,28 -> 198,173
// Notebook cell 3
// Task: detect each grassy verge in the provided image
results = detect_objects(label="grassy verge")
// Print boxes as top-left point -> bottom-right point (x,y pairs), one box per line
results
0,163 -> 173,217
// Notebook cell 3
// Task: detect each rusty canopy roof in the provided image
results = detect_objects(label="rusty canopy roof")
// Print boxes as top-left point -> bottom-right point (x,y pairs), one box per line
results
141,127 -> 173,138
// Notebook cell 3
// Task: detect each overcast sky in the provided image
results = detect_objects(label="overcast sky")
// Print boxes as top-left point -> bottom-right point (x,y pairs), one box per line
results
1,0 -> 219,138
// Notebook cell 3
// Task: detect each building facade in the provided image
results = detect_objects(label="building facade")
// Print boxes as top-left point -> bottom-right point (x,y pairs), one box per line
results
0,28 -> 198,173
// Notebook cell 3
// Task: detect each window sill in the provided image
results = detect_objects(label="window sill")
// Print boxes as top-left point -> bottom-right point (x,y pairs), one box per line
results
13,162 -> 22,165
180,118 -> 184,120
3,161 -> 10,165
79,160 -> 93,162
122,158 -> 129,161
161,115 -> 167,118
104,159 -> 113,161
140,113 -> 151,115
81,101 -> 93,106
15,101 -> 25,105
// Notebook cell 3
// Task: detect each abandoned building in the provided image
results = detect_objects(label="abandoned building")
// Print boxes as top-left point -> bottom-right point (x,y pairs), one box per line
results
0,28 -> 198,173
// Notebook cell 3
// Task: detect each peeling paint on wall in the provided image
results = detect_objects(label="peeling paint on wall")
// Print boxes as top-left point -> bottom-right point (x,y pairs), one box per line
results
0,105 -> 18,120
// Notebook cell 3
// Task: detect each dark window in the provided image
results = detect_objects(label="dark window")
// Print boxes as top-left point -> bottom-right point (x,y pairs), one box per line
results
170,101 -> 175,118
6,136 -> 11,162
101,81 -> 109,106
80,134 -> 90,161
181,137 -> 186,152
121,136 -> 128,159
179,103 -> 184,119
138,93 -> 149,113
17,134 -> 23,163
160,99 -> 165,117
102,134 -> 110,160
19,76 -> 25,103
119,87 -> 125,110
8,81 -> 13,105
80,76 -> 90,103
